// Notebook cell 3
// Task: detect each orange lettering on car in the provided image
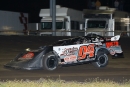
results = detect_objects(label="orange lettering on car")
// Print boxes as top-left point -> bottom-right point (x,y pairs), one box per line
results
78,46 -> 87,60
22,52 -> 34,58
78,44 -> 95,60
106,41 -> 119,48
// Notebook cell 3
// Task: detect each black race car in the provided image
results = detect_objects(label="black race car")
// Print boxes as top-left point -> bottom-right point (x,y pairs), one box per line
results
4,34 -> 124,71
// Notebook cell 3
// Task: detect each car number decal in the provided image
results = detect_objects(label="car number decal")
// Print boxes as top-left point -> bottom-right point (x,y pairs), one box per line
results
78,44 -> 95,60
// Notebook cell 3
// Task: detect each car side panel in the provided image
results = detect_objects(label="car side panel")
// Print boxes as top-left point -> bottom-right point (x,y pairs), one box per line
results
53,44 -> 97,64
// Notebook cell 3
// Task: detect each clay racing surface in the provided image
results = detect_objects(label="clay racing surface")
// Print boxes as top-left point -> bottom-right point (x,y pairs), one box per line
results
0,36 -> 130,82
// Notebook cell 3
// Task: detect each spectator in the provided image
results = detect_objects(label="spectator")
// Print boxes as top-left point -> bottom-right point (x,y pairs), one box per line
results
119,0 -> 124,11
95,0 -> 101,9
91,0 -> 96,9
114,0 -> 119,10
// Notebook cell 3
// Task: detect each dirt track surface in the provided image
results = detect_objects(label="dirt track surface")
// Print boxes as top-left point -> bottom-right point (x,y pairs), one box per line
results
0,36 -> 130,82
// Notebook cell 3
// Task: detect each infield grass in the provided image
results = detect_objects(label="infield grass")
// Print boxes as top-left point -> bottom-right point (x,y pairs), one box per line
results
0,78 -> 130,87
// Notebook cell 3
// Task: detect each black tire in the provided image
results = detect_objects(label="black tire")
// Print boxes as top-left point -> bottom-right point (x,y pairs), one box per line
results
43,52 -> 58,71
92,52 -> 108,68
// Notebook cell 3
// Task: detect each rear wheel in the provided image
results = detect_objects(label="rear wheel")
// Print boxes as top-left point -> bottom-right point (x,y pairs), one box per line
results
43,52 -> 58,71
92,52 -> 108,67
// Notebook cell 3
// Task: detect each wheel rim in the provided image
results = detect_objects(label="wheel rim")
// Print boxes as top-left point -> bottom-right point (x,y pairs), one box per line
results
47,56 -> 57,69
98,55 -> 106,65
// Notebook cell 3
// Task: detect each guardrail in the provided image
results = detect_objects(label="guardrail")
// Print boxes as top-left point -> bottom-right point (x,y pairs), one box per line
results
0,30 -> 130,37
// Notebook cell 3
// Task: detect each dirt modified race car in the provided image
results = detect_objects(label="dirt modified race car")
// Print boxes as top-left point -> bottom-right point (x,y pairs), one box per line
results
4,34 -> 124,71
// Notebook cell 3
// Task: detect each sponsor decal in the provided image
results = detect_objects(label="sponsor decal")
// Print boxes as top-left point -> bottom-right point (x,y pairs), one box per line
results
22,52 -> 34,58
61,47 -> 78,56
106,41 -> 119,48
64,55 -> 77,62
60,47 -> 78,62
78,44 -> 95,60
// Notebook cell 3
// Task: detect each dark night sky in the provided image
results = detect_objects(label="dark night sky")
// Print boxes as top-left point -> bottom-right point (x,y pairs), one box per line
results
0,0 -> 130,22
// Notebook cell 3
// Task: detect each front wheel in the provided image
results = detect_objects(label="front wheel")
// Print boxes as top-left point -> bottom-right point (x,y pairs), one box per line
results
42,52 -> 58,71
92,52 -> 108,68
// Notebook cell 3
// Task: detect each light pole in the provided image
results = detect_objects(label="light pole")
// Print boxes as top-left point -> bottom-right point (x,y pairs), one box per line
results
50,0 -> 56,36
